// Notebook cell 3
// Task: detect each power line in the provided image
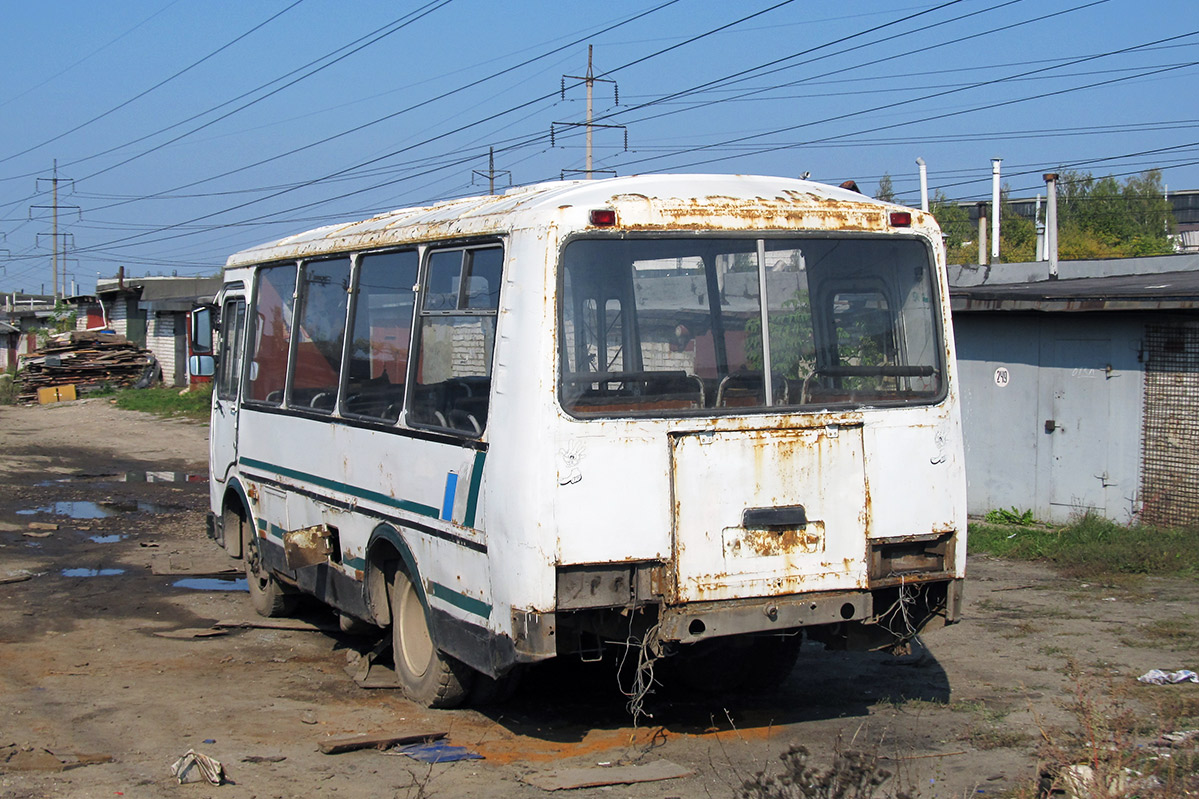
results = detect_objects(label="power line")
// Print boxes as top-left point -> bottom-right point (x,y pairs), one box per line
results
75,0 -> 679,216
59,1 -> 800,257
0,0 -> 308,168
0,0 -> 184,112
594,0 -> 1111,158
606,30 -> 1199,174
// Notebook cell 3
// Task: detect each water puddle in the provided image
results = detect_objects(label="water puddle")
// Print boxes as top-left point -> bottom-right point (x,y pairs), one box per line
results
172,576 -> 248,592
62,568 -> 125,578
88,534 -> 126,544
36,471 -> 207,487
18,500 -> 175,519
18,501 -> 111,519
122,471 -> 208,484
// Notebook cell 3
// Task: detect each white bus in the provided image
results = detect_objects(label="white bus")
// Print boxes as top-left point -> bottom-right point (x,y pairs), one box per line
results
191,174 -> 966,708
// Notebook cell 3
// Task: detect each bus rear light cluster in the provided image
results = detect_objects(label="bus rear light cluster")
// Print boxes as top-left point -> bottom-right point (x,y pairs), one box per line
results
589,209 -> 616,226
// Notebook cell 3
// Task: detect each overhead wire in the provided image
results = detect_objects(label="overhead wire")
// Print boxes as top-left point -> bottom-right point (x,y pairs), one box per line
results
61,0 -> 806,257
602,29 -> 1199,174
79,0 -> 681,217
7,1 -> 1197,281
0,0 -> 184,112
591,0 -> 1114,161
0,0 -> 309,168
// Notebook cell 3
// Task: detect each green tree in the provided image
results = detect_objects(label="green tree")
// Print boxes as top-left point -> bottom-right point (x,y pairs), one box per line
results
999,187 -> 1036,263
1054,169 -> 1174,258
875,173 -> 896,203
930,191 -> 975,265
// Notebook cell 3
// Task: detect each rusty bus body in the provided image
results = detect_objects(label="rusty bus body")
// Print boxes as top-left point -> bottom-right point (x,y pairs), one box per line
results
192,174 -> 966,707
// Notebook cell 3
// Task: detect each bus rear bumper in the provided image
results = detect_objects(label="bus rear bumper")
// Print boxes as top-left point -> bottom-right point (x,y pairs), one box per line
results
658,578 -> 962,648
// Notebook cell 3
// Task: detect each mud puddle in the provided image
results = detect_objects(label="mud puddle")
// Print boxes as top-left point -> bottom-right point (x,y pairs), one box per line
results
18,499 -> 176,519
172,576 -> 248,592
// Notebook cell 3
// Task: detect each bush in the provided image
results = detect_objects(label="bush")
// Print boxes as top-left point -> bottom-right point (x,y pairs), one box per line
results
0,371 -> 16,405
969,512 -> 1199,578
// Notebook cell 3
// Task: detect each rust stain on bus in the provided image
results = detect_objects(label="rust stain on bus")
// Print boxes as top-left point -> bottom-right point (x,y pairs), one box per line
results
735,527 -> 821,558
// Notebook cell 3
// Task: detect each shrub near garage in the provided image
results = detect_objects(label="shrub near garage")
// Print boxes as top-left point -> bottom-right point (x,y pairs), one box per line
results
969,512 -> 1199,579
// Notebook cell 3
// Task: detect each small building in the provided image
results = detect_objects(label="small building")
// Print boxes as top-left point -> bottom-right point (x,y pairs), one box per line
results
0,321 -> 20,371
951,253 -> 1199,525
72,275 -> 221,387
0,293 -> 57,371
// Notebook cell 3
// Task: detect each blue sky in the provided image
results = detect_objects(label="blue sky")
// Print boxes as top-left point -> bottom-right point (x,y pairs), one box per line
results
1,0 -> 1196,295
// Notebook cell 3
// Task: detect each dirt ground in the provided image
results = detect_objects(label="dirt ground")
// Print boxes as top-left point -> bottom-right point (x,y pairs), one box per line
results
1,399 -> 1197,799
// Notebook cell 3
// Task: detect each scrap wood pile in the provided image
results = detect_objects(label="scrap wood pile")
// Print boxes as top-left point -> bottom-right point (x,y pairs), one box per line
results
17,330 -> 157,402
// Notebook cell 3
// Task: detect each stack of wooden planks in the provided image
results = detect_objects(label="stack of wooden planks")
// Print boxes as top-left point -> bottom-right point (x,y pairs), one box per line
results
17,331 -> 156,402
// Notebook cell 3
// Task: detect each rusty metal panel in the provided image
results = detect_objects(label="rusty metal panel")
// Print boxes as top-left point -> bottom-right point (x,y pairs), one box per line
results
668,423 -> 868,604
225,175 -> 928,269
283,524 -> 334,569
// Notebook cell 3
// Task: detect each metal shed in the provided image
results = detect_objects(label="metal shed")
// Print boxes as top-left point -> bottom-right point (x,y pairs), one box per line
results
951,258 -> 1199,525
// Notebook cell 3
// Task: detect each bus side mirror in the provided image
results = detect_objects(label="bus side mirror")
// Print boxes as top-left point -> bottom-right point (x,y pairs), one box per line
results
191,305 -> 215,354
189,354 -> 215,377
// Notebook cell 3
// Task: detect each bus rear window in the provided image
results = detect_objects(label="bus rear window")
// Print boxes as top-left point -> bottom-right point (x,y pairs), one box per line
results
559,237 -> 943,416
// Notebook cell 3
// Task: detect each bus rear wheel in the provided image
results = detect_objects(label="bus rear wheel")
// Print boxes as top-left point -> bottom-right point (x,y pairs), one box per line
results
243,526 -> 297,618
389,569 -> 471,708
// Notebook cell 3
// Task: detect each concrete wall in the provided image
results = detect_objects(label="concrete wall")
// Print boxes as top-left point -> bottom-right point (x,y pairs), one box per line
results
954,312 -> 1146,523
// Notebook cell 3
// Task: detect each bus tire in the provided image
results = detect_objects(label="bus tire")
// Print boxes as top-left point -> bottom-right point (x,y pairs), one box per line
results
244,525 -> 297,618
389,568 -> 471,708
221,505 -> 243,558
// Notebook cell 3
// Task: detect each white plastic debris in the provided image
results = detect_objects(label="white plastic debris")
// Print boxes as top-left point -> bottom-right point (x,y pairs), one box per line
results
1137,669 -> 1199,685
170,749 -> 225,785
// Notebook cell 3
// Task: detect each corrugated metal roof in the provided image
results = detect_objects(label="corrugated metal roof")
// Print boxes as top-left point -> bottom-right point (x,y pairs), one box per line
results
226,174 -> 923,267
137,276 -> 222,302
951,269 -> 1199,312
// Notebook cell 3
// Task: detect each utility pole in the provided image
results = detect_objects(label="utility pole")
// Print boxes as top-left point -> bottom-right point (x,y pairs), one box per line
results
31,160 -> 80,300
554,46 -> 624,179
471,147 -> 511,195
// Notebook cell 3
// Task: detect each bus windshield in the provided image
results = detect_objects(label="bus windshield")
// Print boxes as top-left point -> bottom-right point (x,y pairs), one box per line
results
559,236 -> 944,416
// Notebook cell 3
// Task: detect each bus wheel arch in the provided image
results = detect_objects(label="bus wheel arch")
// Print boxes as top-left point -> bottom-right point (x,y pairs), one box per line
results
243,517 -> 298,618
220,480 -> 251,559
365,525 -> 472,707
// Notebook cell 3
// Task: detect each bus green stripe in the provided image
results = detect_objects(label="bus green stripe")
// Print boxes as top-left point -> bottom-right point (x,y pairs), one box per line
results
463,450 -> 486,529
428,580 -> 491,619
239,456 -> 439,518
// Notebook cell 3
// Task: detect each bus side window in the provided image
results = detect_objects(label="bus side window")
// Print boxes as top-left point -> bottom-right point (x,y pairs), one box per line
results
217,298 -> 246,401
247,263 -> 298,405
291,258 -> 351,413
410,245 -> 501,437
344,250 -> 418,423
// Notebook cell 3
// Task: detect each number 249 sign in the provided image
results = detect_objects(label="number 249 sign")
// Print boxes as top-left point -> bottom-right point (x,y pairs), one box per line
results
994,367 -> 1010,387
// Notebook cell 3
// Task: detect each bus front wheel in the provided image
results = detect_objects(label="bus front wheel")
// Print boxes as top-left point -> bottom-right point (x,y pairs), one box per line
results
243,526 -> 298,618
389,569 -> 471,708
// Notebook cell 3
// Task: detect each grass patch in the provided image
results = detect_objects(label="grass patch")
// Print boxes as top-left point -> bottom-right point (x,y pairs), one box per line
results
969,514 -> 1199,579
113,384 -> 212,421
0,371 -> 17,405
1135,616 -> 1199,651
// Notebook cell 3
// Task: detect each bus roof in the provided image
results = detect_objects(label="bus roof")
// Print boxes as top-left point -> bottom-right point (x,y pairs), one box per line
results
226,173 -> 929,267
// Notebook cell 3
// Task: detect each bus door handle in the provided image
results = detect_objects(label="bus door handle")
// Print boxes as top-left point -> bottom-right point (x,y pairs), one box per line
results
742,504 -> 808,529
